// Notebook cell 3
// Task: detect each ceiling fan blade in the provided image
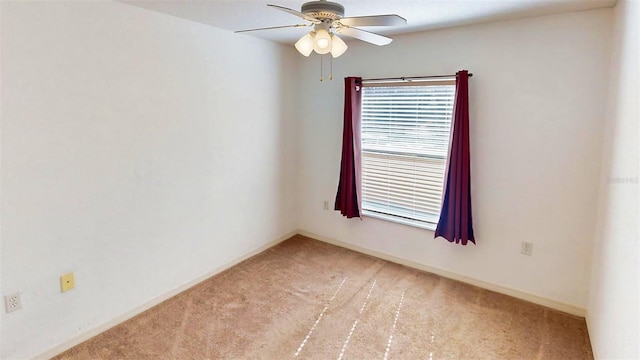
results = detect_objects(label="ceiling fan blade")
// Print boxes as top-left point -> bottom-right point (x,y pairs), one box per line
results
267,4 -> 321,24
339,15 -> 407,27
336,26 -> 393,46
235,24 -> 309,33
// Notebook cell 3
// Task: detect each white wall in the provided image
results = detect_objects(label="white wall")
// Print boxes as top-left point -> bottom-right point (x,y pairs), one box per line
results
587,1 -> 639,359
0,1 -> 299,358
0,2 -> 626,358
297,9 -> 612,311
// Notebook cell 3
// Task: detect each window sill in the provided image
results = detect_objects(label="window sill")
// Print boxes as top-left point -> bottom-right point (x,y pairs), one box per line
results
362,210 -> 437,231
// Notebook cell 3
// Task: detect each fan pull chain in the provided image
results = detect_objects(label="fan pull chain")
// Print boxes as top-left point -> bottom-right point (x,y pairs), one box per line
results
320,55 -> 323,82
330,56 -> 333,81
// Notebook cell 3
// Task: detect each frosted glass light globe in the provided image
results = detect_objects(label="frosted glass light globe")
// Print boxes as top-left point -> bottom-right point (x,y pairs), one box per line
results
330,35 -> 348,58
313,29 -> 332,54
295,32 -> 315,57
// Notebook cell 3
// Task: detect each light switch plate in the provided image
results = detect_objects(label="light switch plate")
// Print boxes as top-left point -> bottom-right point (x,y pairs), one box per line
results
60,272 -> 75,292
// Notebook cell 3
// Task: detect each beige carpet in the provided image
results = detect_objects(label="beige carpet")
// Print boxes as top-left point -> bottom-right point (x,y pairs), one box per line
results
54,235 -> 592,359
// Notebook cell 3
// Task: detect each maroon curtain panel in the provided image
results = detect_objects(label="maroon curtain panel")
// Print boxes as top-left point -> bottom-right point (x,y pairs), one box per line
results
334,77 -> 362,218
435,70 -> 475,245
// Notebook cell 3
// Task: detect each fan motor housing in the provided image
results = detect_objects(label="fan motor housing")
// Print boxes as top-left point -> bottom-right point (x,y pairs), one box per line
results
301,1 -> 345,20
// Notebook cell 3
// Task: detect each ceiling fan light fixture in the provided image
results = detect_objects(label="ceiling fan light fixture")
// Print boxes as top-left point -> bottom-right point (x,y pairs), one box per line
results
295,32 -> 315,56
330,34 -> 347,58
313,28 -> 332,54
239,2 -> 405,59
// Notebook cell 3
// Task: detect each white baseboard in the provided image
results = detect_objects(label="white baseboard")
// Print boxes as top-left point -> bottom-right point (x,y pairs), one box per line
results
584,312 -> 600,359
298,230 -> 586,317
37,228 -> 585,359
37,230 -> 297,360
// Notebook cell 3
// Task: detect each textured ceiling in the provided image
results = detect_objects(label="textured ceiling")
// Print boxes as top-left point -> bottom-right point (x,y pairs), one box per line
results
118,0 -> 616,44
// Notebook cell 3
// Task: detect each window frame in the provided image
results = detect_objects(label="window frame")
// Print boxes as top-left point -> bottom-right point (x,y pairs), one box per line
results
359,78 -> 456,230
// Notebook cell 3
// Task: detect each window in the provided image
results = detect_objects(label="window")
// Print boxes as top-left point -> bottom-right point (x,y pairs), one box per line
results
360,80 -> 455,229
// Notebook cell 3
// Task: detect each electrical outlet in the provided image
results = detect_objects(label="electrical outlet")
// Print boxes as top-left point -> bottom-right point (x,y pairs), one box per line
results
323,200 -> 329,210
5,293 -> 22,313
521,242 -> 533,256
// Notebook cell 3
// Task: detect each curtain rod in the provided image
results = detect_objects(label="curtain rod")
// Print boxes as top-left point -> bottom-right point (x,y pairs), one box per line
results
361,73 -> 473,82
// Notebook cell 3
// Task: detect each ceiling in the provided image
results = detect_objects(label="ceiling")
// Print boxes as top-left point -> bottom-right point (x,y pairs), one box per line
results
119,0 -> 616,45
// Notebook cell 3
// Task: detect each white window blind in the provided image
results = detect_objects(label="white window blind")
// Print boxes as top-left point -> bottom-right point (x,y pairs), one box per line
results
361,82 -> 455,227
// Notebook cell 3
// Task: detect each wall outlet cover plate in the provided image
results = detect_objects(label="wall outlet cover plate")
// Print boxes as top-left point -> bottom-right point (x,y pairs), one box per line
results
5,293 -> 22,313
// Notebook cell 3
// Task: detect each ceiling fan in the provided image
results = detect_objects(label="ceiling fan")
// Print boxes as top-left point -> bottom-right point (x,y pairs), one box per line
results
235,0 -> 407,58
